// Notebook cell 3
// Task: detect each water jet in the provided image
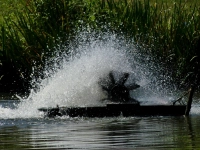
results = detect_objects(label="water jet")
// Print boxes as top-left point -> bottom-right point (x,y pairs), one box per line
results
36,33 -> 189,118
38,71 -> 187,118
0,32 -> 191,119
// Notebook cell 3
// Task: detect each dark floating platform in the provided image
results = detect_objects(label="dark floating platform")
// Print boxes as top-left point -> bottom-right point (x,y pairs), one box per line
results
38,104 -> 187,118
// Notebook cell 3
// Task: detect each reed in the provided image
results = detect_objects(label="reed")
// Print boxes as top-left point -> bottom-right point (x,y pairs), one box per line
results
107,0 -> 200,87
0,0 -> 200,92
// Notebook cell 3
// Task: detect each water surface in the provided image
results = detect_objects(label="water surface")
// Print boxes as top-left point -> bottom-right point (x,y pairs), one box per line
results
1,100 -> 200,150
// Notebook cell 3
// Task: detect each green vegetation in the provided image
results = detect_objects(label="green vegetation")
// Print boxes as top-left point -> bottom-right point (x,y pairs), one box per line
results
0,0 -> 200,93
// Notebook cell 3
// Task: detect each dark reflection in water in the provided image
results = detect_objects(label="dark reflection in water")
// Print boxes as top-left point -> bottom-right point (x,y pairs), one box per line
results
1,117 -> 200,149
1,102 -> 200,149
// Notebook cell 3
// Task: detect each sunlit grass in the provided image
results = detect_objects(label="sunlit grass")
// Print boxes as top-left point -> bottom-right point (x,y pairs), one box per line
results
0,0 -> 26,22
0,0 -> 200,92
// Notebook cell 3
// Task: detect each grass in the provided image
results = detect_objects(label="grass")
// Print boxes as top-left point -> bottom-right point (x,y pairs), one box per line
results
0,0 -> 26,22
0,0 -> 200,93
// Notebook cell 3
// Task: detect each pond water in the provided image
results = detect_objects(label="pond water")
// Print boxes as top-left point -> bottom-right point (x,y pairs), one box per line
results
0,100 -> 200,150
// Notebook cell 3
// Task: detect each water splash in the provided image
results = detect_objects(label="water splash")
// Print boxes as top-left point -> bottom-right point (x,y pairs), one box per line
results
1,31 -> 196,119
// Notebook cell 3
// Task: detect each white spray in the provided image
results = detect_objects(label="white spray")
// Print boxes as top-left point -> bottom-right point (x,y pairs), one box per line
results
1,32 -> 192,118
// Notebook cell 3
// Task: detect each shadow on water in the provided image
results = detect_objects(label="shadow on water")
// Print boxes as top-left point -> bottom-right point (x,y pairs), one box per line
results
184,116 -> 200,149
